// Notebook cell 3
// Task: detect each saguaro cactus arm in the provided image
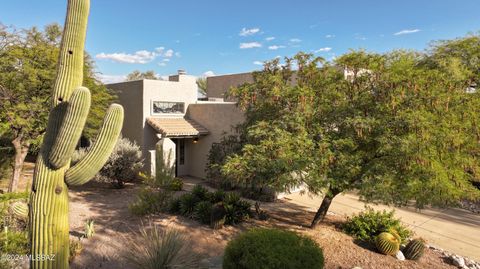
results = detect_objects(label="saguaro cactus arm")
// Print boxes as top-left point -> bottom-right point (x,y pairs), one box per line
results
49,87 -> 91,168
65,104 -> 124,186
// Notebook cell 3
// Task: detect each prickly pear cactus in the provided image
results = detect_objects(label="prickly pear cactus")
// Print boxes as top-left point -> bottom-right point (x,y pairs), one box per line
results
403,239 -> 426,260
375,232 -> 400,256
29,0 -> 123,268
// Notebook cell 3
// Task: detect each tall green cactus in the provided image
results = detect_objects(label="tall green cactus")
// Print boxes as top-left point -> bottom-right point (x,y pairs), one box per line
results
29,0 -> 123,268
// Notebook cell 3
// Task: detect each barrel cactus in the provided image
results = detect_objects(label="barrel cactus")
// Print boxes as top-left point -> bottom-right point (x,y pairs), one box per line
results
403,238 -> 426,260
29,0 -> 123,268
375,232 -> 400,255
387,227 -> 402,243
9,201 -> 28,220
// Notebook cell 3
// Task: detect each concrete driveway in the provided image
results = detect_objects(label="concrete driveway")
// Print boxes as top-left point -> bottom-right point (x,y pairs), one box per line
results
282,192 -> 480,261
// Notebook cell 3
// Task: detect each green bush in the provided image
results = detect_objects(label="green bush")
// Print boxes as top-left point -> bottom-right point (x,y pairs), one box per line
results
209,189 -> 225,203
223,228 -> 324,269
223,193 -> 251,225
166,178 -> 183,191
129,188 -> 172,216
125,225 -> 201,269
194,201 -> 213,224
179,193 -> 200,217
343,207 -> 411,243
0,230 -> 29,255
191,185 -> 209,200
167,197 -> 182,214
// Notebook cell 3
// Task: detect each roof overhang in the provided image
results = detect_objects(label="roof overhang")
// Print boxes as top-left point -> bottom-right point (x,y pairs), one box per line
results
146,117 -> 209,138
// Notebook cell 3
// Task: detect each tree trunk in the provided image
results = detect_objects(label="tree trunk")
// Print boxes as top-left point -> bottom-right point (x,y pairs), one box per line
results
8,137 -> 30,192
310,187 -> 341,228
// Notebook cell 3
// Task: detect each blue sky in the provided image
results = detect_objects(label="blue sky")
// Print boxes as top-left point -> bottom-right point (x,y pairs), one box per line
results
1,0 -> 479,83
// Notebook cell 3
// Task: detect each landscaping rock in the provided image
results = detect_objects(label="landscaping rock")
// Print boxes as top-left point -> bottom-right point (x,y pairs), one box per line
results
351,267 -> 363,269
450,255 -> 465,268
396,250 -> 405,261
199,255 -> 223,269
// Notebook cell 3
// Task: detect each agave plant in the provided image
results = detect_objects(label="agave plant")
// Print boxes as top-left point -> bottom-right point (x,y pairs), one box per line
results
125,224 -> 201,269
84,219 -> 95,239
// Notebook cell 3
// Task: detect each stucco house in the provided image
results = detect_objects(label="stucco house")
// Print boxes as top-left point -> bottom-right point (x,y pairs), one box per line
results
107,70 -> 253,179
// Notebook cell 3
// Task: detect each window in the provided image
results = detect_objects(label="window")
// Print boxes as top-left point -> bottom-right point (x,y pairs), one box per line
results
152,101 -> 185,114
179,139 -> 185,165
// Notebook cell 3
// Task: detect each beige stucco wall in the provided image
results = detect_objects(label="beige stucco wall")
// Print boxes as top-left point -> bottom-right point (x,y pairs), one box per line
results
186,102 -> 244,178
107,80 -> 144,147
108,75 -> 198,173
206,72 -> 253,101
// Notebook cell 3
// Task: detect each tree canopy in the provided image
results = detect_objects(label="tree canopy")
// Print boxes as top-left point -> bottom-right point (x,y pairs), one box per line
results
221,35 -> 480,227
0,23 -> 116,191
126,70 -> 159,81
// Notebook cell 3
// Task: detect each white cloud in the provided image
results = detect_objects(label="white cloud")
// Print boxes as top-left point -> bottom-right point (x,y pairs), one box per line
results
158,62 -> 167,67
315,47 -> 332,53
394,29 -> 421,35
265,36 -> 275,41
268,45 -> 286,50
253,61 -> 264,65
325,34 -> 335,38
239,42 -> 262,49
96,47 -> 176,64
289,38 -> 302,43
203,71 -> 215,77
96,74 -> 127,84
164,49 -> 174,57
96,50 -> 157,64
175,52 -> 181,57
239,27 -> 260,36
162,58 -> 170,62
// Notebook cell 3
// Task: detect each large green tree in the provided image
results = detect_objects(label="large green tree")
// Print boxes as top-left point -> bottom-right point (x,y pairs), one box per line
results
222,37 -> 480,228
0,23 -> 116,192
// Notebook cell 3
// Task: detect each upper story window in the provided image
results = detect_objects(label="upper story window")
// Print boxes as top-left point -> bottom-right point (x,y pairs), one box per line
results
151,101 -> 185,114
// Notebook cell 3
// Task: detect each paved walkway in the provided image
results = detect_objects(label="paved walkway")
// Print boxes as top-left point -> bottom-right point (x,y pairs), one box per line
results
282,192 -> 480,261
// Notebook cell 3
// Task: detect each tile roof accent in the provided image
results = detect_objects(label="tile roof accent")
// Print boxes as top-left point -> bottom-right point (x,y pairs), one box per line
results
146,117 -> 209,137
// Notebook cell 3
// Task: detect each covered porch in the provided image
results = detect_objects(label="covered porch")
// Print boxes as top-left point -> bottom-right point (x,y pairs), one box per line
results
146,117 -> 209,177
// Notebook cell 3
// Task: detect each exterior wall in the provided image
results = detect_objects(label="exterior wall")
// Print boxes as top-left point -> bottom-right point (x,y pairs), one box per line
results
186,102 -> 244,178
141,76 -> 198,161
206,72 -> 253,100
107,80 -> 144,147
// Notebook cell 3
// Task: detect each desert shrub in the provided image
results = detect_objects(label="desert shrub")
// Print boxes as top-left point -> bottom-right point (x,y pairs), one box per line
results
191,185 -> 209,200
129,188 -> 172,216
125,225 -> 201,269
343,207 -> 411,243
209,189 -> 225,203
223,228 -> 324,269
165,178 -> 183,191
72,137 -> 143,188
194,201 -> 213,224
167,197 -> 182,214
179,193 -> 200,217
0,230 -> 29,255
69,238 -> 83,263
223,193 -> 251,225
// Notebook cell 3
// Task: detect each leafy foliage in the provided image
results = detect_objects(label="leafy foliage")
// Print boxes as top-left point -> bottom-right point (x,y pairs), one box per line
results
194,201 -> 213,224
129,188 -> 172,216
223,228 -> 324,269
221,35 -> 480,226
343,207 -> 411,243
179,193 -> 200,217
126,70 -> 159,81
125,225 -> 201,269
72,137 -> 143,187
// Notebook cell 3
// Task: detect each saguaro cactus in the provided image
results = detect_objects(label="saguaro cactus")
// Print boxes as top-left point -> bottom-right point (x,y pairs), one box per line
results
29,0 -> 123,268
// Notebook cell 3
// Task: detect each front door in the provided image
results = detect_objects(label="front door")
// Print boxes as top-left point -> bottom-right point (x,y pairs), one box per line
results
175,138 -> 187,176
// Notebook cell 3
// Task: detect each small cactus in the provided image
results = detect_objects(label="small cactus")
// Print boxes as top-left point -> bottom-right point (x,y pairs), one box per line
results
84,219 -> 95,239
9,202 -> 28,220
376,232 -> 400,256
403,238 -> 426,260
210,202 -> 226,229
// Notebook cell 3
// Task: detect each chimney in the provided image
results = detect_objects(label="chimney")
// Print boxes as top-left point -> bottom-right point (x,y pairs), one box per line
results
178,69 -> 186,75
